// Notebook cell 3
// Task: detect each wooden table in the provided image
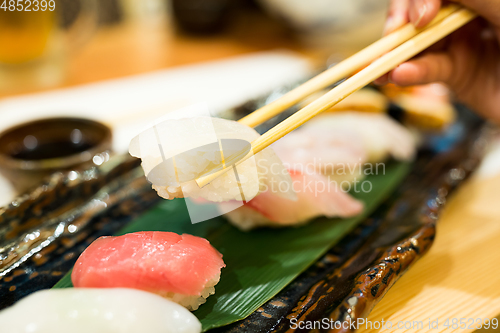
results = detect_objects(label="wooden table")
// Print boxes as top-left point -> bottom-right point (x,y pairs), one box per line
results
360,172 -> 500,333
1,11 -> 317,98
2,12 -> 500,332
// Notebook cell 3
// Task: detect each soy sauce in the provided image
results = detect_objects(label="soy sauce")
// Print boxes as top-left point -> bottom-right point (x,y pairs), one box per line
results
10,141 -> 94,160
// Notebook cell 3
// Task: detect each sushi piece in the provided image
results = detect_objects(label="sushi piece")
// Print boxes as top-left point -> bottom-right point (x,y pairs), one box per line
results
220,111 -> 416,230
220,169 -> 364,230
382,83 -> 455,129
220,127 -> 367,230
129,116 -> 294,202
325,88 -> 388,113
72,232 -> 225,311
303,112 -> 416,163
0,288 -> 201,333
271,127 -> 368,184
300,88 -> 388,113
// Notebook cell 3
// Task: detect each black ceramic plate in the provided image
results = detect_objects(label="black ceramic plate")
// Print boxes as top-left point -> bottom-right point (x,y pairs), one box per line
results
0,86 -> 488,332
215,106 -> 488,332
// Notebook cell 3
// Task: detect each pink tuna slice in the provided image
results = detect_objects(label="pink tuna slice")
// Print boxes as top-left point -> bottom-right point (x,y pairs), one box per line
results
72,232 -> 225,296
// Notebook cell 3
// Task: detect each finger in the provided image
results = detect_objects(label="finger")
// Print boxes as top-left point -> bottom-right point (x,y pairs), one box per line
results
384,0 -> 411,35
375,36 -> 447,86
388,52 -> 454,86
409,0 -> 442,28
374,73 -> 390,85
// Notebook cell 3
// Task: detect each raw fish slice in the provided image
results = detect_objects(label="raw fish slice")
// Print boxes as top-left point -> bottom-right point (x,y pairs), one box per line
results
304,112 -> 416,163
271,129 -> 368,183
130,116 -> 295,202
221,169 -> 364,230
72,232 -> 225,310
0,288 -> 201,333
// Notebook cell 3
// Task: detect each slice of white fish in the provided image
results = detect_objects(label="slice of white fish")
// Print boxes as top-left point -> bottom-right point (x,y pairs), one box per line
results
220,111 -> 416,229
0,288 -> 201,333
130,116 -> 295,202
271,128 -> 368,184
220,169 -> 364,230
304,112 -> 416,163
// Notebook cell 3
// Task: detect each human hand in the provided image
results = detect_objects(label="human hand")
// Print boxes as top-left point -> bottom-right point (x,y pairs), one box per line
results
377,0 -> 500,122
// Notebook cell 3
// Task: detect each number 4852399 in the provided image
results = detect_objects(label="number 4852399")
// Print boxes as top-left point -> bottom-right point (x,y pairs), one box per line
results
0,0 -> 56,11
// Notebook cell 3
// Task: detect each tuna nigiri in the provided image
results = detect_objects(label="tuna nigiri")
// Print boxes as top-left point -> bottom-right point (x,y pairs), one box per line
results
72,232 -> 225,310
0,288 -> 201,333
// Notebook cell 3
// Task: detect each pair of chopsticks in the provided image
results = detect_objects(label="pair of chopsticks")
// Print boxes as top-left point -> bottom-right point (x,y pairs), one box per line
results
196,5 -> 477,188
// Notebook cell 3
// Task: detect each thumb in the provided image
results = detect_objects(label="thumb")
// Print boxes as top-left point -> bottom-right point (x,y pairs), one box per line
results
409,0 -> 442,28
388,53 -> 454,86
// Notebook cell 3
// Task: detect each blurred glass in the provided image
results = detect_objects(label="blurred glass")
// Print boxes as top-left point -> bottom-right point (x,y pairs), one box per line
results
0,0 -> 97,92
171,0 -> 232,34
257,0 -> 390,56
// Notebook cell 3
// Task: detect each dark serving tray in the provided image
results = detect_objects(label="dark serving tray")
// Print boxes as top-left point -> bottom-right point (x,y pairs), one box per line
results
215,106 -> 488,332
0,88 -> 489,331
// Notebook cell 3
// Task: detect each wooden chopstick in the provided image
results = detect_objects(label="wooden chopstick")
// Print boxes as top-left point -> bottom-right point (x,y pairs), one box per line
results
238,4 -> 461,128
196,7 -> 477,188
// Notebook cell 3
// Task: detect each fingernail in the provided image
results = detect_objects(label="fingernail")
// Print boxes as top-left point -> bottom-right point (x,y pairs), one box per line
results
415,3 -> 427,26
383,17 -> 395,35
410,0 -> 428,27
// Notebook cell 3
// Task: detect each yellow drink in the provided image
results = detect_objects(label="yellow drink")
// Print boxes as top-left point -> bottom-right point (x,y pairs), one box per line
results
0,10 -> 56,64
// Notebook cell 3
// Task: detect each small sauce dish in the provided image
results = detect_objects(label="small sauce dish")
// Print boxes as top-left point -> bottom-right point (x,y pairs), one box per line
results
0,117 -> 112,193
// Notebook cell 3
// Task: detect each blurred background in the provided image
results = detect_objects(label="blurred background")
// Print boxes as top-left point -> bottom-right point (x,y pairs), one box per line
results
0,0 -> 390,95
0,0 -> 391,202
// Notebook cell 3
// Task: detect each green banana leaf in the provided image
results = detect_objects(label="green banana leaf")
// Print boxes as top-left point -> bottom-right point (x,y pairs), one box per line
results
54,161 -> 410,331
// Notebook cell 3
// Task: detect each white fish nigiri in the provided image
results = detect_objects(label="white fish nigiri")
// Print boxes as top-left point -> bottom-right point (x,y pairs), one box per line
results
271,128 -> 368,184
0,288 -> 201,333
220,169 -> 364,230
130,116 -> 294,202
219,112 -> 416,229
303,112 -> 416,163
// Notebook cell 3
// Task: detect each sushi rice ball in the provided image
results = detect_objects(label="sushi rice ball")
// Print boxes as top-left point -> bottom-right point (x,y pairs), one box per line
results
72,232 -> 225,311
0,288 -> 201,333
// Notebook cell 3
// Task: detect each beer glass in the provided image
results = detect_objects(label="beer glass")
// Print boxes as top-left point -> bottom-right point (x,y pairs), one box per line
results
0,0 -> 97,92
